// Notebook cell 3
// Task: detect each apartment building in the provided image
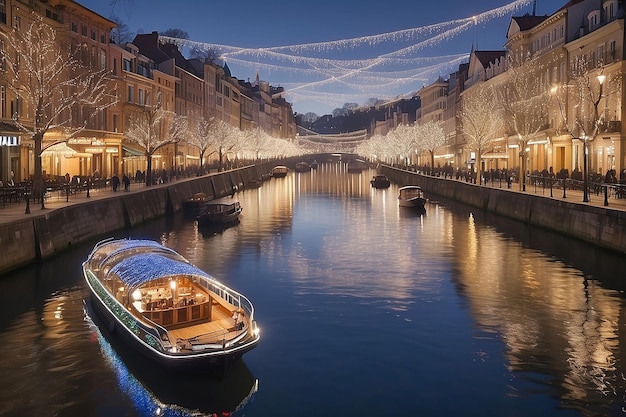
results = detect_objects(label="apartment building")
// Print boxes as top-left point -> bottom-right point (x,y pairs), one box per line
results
418,0 -> 624,181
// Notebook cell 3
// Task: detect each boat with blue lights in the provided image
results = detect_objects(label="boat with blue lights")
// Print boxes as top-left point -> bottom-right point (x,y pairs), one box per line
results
83,238 -> 260,371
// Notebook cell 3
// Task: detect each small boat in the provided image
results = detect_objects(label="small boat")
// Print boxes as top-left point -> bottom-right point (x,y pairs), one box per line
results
347,159 -> 367,172
181,192 -> 212,217
398,185 -> 426,209
271,165 -> 289,178
370,174 -> 391,189
294,162 -> 311,172
197,201 -> 242,226
310,160 -> 319,169
83,238 -> 260,371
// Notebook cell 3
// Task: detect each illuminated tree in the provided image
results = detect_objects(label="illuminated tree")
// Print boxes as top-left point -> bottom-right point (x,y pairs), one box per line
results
0,18 -> 116,208
389,124 -> 420,167
124,93 -> 183,186
416,120 -> 447,174
498,53 -> 549,190
458,83 -> 502,184
188,117 -> 217,174
207,119 -> 242,172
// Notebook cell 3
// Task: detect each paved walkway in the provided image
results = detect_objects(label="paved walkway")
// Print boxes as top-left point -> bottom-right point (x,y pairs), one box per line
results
1,177 -> 624,227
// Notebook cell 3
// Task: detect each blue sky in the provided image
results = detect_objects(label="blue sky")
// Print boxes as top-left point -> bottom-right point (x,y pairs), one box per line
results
80,0 -> 566,115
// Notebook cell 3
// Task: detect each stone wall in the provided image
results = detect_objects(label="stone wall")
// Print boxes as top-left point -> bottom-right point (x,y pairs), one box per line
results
0,162 -> 282,275
382,166 -> 626,254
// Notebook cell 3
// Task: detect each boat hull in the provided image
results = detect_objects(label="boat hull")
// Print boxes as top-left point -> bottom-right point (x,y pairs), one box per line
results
88,291 -> 254,371
196,202 -> 242,225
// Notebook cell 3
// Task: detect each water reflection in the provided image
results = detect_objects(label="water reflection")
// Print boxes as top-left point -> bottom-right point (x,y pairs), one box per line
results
84,302 -> 258,417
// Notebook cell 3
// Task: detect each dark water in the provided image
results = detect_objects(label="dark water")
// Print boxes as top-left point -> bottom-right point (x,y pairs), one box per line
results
1,163 -> 626,416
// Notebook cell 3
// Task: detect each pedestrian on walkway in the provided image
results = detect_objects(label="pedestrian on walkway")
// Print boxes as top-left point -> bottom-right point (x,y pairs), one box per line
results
111,174 -> 120,192
122,174 -> 130,191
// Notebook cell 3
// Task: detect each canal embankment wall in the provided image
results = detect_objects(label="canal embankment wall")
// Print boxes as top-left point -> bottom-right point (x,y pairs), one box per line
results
0,162 -> 280,275
381,165 -> 626,255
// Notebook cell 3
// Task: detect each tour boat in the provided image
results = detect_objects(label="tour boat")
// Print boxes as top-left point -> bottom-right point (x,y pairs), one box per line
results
196,201 -> 242,226
83,238 -> 260,371
398,185 -> 426,210
271,165 -> 289,178
370,174 -> 391,189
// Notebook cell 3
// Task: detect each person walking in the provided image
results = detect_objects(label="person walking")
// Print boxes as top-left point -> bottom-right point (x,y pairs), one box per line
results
111,174 -> 120,192
122,174 -> 130,191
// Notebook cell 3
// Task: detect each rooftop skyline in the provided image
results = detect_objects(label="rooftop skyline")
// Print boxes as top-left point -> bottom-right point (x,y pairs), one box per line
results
80,0 -> 566,115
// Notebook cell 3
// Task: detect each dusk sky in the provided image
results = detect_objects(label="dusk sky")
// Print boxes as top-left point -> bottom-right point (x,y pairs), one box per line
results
80,0 -> 566,115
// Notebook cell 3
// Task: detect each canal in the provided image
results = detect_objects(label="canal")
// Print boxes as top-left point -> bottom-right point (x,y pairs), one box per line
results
1,162 -> 625,416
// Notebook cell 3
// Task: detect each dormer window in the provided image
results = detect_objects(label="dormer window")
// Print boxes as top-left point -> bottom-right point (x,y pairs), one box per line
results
588,10 -> 600,31
603,0 -> 617,21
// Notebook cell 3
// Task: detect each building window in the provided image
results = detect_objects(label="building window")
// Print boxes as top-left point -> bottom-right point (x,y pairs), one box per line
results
100,49 -> 106,70
112,57 -> 118,76
138,89 -> 144,105
588,10 -> 600,31
81,25 -> 87,36
128,86 -> 134,103
113,114 -> 118,132
123,58 -> 131,72
100,33 -> 106,44
0,0 -> 6,25
604,0 -> 616,21
0,86 -> 5,118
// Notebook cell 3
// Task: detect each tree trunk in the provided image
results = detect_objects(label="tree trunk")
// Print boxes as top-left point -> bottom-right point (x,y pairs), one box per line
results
33,132 -> 45,209
146,154 -> 153,187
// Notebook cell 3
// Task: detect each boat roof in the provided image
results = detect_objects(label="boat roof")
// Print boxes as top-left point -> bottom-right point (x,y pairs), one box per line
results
109,252 -> 210,288
94,239 -> 212,288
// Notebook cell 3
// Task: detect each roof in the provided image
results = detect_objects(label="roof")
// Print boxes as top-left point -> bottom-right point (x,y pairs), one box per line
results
511,15 -> 550,31
473,50 -> 506,69
95,239 -> 212,289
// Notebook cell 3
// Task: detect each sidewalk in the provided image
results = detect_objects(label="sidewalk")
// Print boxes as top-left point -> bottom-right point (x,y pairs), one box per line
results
482,179 -> 626,212
0,181 -> 148,225
1,177 -> 625,227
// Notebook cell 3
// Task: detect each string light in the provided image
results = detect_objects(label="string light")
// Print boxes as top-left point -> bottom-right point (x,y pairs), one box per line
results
161,0 -> 533,113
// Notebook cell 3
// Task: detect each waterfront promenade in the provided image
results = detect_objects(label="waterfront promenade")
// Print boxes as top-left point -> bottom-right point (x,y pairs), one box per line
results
1,175 -> 625,228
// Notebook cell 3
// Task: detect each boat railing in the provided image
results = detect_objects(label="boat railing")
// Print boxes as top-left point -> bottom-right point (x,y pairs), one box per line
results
195,275 -> 255,321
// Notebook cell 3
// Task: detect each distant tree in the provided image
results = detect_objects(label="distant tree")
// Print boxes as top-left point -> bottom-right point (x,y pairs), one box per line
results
109,14 -> 134,44
124,92 -> 182,186
498,53 -> 549,190
416,120 -> 447,173
333,108 -> 348,118
188,117 -> 217,174
0,18 -> 117,208
160,28 -> 189,39
200,119 -> 242,172
458,83 -> 502,184
389,124 -> 420,167
189,46 -> 220,64
302,112 -> 319,124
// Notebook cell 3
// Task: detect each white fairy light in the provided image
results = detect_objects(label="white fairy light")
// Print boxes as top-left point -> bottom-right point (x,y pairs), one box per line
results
161,0 -> 533,113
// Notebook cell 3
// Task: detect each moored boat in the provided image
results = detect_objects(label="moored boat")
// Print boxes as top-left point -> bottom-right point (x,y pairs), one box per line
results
181,192 -> 212,217
83,238 -> 260,371
294,161 -> 311,172
346,159 -> 367,172
370,174 -> 391,189
398,185 -> 426,210
271,165 -> 289,178
197,201 -> 242,226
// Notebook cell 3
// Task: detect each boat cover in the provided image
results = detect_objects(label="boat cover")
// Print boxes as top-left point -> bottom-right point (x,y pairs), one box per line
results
107,252 -> 211,288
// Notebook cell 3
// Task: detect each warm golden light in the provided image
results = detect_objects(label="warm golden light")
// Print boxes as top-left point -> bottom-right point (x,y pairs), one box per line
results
597,74 -> 606,85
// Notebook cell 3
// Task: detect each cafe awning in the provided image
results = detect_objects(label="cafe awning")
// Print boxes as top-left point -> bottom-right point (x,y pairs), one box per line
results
122,145 -> 145,157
